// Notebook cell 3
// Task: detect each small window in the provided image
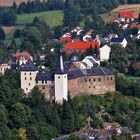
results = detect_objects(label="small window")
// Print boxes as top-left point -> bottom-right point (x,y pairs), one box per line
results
24,73 -> 26,75
99,78 -> 101,82
85,79 -> 87,82
58,76 -> 60,79
36,81 -> 38,84
26,88 -> 28,91
93,78 -> 96,82
45,80 -> 47,83
110,77 -> 113,80
89,86 -> 91,88
25,77 -> 27,80
30,77 -> 32,80
29,83 -> 30,86
30,72 -> 32,75
94,86 -> 96,89
89,79 -> 91,82
42,80 -> 44,84
107,77 -> 109,81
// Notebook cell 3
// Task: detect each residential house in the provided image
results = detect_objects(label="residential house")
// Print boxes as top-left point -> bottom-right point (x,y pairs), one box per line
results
119,11 -> 134,23
16,51 -> 33,66
82,56 -> 100,68
110,37 -> 128,48
63,41 -> 99,54
0,62 -> 10,75
99,45 -> 111,61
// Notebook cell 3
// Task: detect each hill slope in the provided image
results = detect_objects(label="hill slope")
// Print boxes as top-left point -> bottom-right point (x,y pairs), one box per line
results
101,4 -> 140,23
17,10 -> 64,28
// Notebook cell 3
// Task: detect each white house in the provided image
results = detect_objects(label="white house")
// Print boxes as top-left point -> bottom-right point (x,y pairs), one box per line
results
0,62 -> 11,75
110,37 -> 127,48
99,45 -> 111,61
136,30 -> 140,39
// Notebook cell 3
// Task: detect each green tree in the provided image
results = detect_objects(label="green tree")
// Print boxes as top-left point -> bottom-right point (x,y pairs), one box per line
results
109,44 -> 128,73
61,100 -> 75,134
64,0 -> 80,27
9,102 -> 31,128
0,26 -> 5,40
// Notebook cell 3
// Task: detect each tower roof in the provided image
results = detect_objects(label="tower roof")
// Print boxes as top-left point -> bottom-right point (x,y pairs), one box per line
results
20,59 -> 38,71
55,52 -> 66,74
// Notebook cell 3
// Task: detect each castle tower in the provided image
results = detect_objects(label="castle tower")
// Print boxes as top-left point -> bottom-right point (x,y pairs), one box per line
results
55,54 -> 68,103
20,59 -> 38,94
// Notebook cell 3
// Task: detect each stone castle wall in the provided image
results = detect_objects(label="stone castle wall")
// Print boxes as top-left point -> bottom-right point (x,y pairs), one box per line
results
37,74 -> 115,101
68,75 -> 115,97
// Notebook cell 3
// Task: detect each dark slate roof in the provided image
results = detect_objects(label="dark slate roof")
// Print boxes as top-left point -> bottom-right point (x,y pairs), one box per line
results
111,37 -> 124,43
102,34 -> 109,38
36,72 -> 53,81
64,61 -> 72,71
20,59 -> 38,71
0,61 -> 8,64
68,67 -> 114,80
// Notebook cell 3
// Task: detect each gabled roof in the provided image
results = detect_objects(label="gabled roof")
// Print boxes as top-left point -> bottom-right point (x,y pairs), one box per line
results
36,72 -> 53,81
119,11 -> 134,18
111,37 -> 125,43
64,41 -> 99,50
102,34 -> 109,38
16,51 -> 31,60
68,67 -> 114,79
20,59 -> 38,71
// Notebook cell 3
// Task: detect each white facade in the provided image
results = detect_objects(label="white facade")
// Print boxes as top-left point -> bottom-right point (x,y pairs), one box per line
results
0,63 -> 10,75
99,45 -> 111,61
120,38 -> 127,48
55,74 -> 68,103
21,71 -> 38,94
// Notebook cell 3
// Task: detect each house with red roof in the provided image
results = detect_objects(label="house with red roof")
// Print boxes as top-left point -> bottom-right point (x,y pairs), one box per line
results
16,51 -> 33,66
119,11 -> 134,23
60,32 -> 71,43
63,41 -> 99,54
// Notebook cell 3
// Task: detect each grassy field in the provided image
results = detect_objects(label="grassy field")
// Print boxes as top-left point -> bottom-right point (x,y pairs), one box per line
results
101,4 -> 140,23
17,10 -> 64,28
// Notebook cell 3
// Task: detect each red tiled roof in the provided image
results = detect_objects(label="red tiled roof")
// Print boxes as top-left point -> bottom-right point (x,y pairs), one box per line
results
16,51 -> 31,60
60,36 -> 71,43
64,41 -> 99,49
119,11 -> 134,19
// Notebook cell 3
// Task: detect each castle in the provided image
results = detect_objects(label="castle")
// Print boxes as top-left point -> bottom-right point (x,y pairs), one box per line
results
20,55 -> 116,103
